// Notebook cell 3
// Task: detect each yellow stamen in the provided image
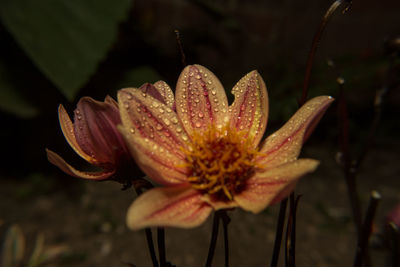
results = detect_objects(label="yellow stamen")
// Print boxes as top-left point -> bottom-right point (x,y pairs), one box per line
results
181,124 -> 258,201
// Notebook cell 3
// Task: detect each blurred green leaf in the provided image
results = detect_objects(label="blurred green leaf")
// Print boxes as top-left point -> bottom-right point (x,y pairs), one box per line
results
1,225 -> 25,267
0,63 -> 39,118
0,0 -> 132,100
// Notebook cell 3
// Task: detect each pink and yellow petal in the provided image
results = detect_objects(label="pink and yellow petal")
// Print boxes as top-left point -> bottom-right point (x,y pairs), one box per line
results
176,65 -> 229,136
235,159 -> 319,213
201,195 -> 239,210
126,185 -> 212,230
154,81 -> 175,110
229,70 -> 268,147
118,88 -> 189,159
46,149 -> 114,180
257,96 -> 333,169
58,104 -> 93,163
119,126 -> 189,185
74,97 -> 124,164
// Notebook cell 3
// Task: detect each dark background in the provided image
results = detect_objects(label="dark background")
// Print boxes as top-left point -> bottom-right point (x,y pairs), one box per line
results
0,0 -> 399,266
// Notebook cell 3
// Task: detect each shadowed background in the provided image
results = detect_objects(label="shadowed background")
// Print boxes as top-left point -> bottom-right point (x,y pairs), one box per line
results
0,0 -> 399,266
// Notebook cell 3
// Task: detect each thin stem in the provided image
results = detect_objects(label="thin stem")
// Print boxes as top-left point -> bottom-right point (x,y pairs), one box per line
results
205,211 -> 221,267
300,0 -> 352,106
354,191 -> 381,267
221,211 -> 231,267
270,198 -> 288,267
388,222 -> 400,267
336,77 -> 363,233
175,30 -> 187,67
145,229 -> 159,267
285,193 -> 298,267
134,183 -> 159,267
157,228 -> 166,267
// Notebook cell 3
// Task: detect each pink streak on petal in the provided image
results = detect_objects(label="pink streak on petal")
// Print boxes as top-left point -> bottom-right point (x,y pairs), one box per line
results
229,70 -> 268,147
257,96 -> 333,169
46,149 -> 114,180
176,65 -> 229,136
235,159 -> 319,213
119,126 -> 188,185
74,97 -> 126,165
126,186 -> 212,229
58,104 -> 93,163
118,88 -> 188,159
154,81 -> 175,110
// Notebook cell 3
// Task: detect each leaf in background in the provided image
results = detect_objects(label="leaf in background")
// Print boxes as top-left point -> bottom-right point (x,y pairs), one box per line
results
1,225 -> 25,267
0,0 -> 133,100
0,63 -> 39,118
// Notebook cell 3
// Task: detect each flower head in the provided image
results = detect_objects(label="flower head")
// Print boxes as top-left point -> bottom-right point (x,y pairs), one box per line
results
119,65 -> 333,229
46,96 -> 133,181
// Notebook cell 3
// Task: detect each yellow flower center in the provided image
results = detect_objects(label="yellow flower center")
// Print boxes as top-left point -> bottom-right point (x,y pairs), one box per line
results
182,125 -> 258,201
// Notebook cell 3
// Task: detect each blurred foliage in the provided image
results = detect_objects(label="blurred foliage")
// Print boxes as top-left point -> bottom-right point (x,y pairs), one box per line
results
0,224 -> 68,267
0,0 -> 132,106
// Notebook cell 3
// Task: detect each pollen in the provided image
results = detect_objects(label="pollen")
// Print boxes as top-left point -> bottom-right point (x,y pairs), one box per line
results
181,125 -> 258,201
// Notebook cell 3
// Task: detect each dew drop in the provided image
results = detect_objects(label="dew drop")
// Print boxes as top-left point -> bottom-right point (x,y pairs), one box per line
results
195,121 -> 202,128
176,126 -> 183,133
156,124 -> 163,130
198,112 -> 204,118
130,128 -> 135,134
163,118 -> 171,126
171,117 -> 178,124
195,74 -> 201,80
127,94 -> 133,100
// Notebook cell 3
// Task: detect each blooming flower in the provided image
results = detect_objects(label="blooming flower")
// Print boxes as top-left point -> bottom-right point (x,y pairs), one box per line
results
118,64 -> 334,229
46,96 -> 133,181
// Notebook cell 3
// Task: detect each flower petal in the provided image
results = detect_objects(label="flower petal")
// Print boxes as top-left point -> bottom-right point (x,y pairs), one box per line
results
118,88 -> 189,159
126,185 -> 212,230
235,159 -> 319,213
257,96 -> 333,168
46,149 -> 114,180
74,97 -> 126,165
119,126 -> 189,185
229,70 -> 268,147
139,82 -> 175,110
154,81 -> 175,110
201,195 -> 239,210
58,104 -> 93,163
176,65 -> 229,136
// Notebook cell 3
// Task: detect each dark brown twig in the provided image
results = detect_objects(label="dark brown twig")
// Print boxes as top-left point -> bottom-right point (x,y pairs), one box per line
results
157,228 -> 166,267
175,30 -> 187,68
205,211 -> 221,267
134,183 -> 159,267
270,199 -> 288,267
300,0 -> 352,106
221,211 -> 231,267
354,191 -> 381,267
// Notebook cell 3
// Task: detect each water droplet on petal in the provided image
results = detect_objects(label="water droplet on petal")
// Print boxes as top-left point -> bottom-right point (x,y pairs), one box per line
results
195,121 -> 202,128
198,112 -> 204,118
156,124 -> 163,130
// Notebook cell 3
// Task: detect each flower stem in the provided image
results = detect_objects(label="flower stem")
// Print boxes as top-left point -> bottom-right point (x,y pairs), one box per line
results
205,211 -> 221,267
145,228 -> 159,267
270,198 -> 288,267
300,0 -> 352,106
174,29 -> 187,67
157,228 -> 166,267
134,181 -> 159,267
354,191 -> 381,267
221,211 -> 231,267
